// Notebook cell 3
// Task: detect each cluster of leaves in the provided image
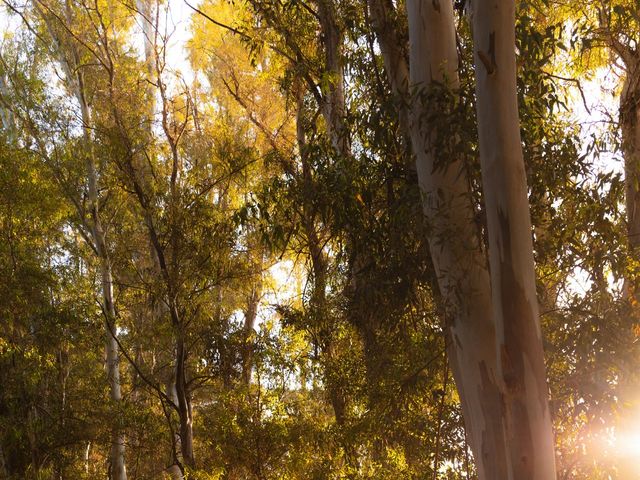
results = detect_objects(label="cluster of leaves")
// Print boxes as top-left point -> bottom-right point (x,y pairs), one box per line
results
0,0 -> 639,478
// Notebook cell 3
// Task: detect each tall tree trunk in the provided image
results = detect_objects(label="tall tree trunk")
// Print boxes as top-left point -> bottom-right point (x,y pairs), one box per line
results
621,58 -> 640,295
38,8 -> 129,477
471,1 -> 556,477
242,280 -> 261,385
366,0 -> 410,136
617,52 -> 640,480
317,0 -> 349,155
296,84 -> 349,426
404,2 -> 509,478
100,248 -> 128,480
174,330 -> 195,469
79,80 -> 128,480
165,380 -> 184,478
0,74 -> 16,140
137,0 -> 157,141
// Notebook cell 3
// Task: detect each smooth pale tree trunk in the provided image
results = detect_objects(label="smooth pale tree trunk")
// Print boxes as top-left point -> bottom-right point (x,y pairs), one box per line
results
37,9 -> 128,478
471,1 -> 556,477
404,2 -> 509,478
617,54 -> 640,480
0,74 -> 16,138
366,0 -> 410,137
317,0 -> 349,155
137,0 -> 157,141
78,84 -> 128,480
84,442 -> 91,475
96,149 -> 128,480
137,0 -> 156,80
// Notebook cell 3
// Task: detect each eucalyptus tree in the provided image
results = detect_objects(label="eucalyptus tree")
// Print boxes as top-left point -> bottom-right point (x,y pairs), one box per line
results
368,0 -> 557,477
2,0 -> 639,477
0,1 -> 138,476
0,38 -> 111,478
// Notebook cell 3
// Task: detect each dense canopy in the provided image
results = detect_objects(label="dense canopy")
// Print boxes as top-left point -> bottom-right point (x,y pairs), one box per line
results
0,0 -> 639,478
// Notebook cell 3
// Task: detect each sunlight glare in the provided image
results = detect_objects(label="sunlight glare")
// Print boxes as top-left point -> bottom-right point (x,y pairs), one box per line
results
613,432 -> 640,459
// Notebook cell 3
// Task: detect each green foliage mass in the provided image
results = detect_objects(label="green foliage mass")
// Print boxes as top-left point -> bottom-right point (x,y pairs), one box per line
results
0,0 -> 638,478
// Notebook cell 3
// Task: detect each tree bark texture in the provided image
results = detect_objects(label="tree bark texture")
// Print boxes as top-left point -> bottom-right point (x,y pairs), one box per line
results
621,57 -> 640,285
471,0 -> 556,477
404,2 -> 509,478
317,0 -> 350,156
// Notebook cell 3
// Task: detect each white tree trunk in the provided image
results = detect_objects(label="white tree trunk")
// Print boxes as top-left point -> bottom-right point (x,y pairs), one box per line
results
317,0 -> 349,156
72,48 -> 128,480
102,258 -> 128,480
404,2 -> 509,478
0,74 -> 16,140
38,8 -> 129,477
366,0 -> 410,134
84,442 -> 91,475
471,1 -> 556,477
137,0 -> 157,124
75,73 -> 127,480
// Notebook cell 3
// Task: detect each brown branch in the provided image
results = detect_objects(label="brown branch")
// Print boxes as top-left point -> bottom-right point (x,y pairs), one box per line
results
542,70 -> 592,114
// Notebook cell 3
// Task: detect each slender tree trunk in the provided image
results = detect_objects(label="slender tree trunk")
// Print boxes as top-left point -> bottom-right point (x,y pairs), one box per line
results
165,379 -> 184,477
621,59 -> 640,292
471,1 -> 556,477
242,280 -> 261,385
0,74 -> 16,139
137,0 -> 156,83
317,0 -> 349,155
101,257 -> 128,480
84,442 -> 91,476
366,0 -> 410,136
174,323 -> 195,469
617,54 -> 640,480
296,85 -> 349,426
137,0 -> 157,143
77,80 -> 128,480
38,8 -> 129,476
404,2 -> 509,479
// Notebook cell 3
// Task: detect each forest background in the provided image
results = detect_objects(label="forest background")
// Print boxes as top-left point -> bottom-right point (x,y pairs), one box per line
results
0,0 -> 639,478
